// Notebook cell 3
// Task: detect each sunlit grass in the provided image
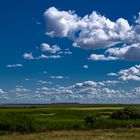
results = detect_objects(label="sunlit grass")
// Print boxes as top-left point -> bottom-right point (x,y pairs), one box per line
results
1,129 -> 140,140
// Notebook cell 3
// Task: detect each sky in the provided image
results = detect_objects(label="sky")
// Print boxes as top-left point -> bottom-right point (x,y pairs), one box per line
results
0,0 -> 140,103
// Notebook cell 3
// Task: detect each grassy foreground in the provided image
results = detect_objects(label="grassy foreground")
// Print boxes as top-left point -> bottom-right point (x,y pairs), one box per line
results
0,129 -> 140,140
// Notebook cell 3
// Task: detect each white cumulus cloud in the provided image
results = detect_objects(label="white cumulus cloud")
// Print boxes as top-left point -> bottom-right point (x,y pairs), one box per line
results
45,7 -> 140,61
41,43 -> 61,54
83,64 -> 88,69
50,76 -> 67,79
108,65 -> 140,81
45,7 -> 140,48
23,53 -> 34,60
7,64 -> 23,68
89,54 -> 118,61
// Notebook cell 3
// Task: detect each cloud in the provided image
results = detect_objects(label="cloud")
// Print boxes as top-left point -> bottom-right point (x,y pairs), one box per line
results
8,87 -> 31,100
98,88 -> 118,94
41,43 -> 72,56
107,73 -> 118,76
108,65 -> 140,81
45,7 -> 140,49
0,89 -> 5,95
23,42 -> 72,60
61,89 -> 73,94
73,81 -> 98,88
45,7 -> 140,61
101,80 -> 120,85
50,76 -> 68,79
37,54 -> 62,59
14,87 -> 30,93
58,48 -> 72,55
16,85 -> 23,88
23,53 -> 62,60
105,43 -> 140,61
37,80 -> 52,85
119,75 -> 140,81
41,43 -> 61,54
3,79 -> 139,103
6,64 -> 23,68
71,80 -> 119,90
38,80 -> 47,84
131,87 -> 140,96
60,80 -> 125,102
0,88 -> 8,100
63,49 -> 72,55
43,71 -> 48,74
44,7 -> 79,37
25,78 -> 30,81
23,53 -> 34,60
83,64 -> 88,69
89,43 -> 140,61
89,54 -> 118,61
23,43 -> 65,60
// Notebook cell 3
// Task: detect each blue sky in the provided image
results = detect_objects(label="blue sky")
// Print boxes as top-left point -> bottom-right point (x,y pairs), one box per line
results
0,0 -> 140,103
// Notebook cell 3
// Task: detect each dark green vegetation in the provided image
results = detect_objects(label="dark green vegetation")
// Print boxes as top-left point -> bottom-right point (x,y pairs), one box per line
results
111,107 -> 140,120
0,104 -> 140,134
0,113 -> 37,133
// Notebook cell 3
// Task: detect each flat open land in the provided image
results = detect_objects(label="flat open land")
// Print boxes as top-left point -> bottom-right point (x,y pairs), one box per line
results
0,104 -> 140,140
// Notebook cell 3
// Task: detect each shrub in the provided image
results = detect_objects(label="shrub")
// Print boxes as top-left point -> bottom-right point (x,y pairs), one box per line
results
72,123 -> 80,129
111,107 -> 140,120
84,114 -> 97,127
0,112 -> 38,133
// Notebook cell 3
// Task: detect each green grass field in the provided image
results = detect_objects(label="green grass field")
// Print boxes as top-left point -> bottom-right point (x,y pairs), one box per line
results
0,104 -> 140,130
0,104 -> 140,139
